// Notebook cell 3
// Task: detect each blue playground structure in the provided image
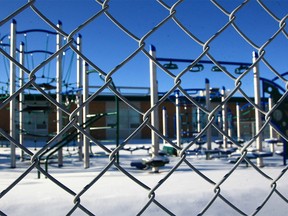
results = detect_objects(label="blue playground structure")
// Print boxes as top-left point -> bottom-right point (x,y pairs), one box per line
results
261,75 -> 288,165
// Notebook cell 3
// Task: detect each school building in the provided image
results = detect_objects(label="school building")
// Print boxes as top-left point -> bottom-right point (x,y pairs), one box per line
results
0,91 -> 265,144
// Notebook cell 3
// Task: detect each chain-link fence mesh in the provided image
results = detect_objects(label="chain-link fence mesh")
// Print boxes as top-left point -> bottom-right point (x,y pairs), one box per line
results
1,0 -> 288,215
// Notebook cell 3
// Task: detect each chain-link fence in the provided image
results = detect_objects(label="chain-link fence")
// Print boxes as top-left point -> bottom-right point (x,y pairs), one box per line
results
1,0 -> 288,215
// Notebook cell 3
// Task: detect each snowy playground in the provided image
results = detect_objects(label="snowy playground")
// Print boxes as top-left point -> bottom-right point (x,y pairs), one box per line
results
1,1 -> 288,215
1,138 -> 288,215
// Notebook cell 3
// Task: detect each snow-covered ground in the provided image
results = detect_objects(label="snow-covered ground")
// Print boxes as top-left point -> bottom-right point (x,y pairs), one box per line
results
1,139 -> 288,215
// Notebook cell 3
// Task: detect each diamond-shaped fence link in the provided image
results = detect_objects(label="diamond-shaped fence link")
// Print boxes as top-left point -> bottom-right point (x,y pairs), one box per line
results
0,0 -> 288,215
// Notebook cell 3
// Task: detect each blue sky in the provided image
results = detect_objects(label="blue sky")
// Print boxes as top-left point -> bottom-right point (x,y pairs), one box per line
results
0,0 -> 288,97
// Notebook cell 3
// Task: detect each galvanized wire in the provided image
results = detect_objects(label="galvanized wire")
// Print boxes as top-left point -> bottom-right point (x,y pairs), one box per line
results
0,0 -> 288,215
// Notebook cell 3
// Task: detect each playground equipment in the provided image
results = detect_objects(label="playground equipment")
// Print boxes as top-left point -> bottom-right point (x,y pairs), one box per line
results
153,47 -> 253,150
231,76 -> 288,166
156,57 -> 251,73
169,84 -> 215,146
152,48 -> 286,167
38,112 -> 116,177
0,20 -> 122,169
146,46 -> 223,170
146,45 -> 168,172
2,17 -> 287,171
260,76 -> 288,165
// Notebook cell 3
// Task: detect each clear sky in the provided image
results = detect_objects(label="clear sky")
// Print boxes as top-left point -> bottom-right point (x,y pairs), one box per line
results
0,0 -> 288,97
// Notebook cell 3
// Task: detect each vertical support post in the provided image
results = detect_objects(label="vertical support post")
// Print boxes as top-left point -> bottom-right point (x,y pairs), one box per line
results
205,79 -> 211,150
236,102 -> 241,141
283,139 -> 287,166
56,21 -> 63,167
217,113 -> 221,139
149,45 -> 159,172
76,34 -> 83,161
19,42 -> 25,161
253,51 -> 263,167
162,106 -> 167,145
197,107 -> 201,134
228,119 -> 232,138
268,97 -> 275,153
221,87 -> 228,148
268,97 -> 274,139
175,90 -> 181,150
10,19 -> 16,168
83,62 -> 89,168
115,95 -> 120,164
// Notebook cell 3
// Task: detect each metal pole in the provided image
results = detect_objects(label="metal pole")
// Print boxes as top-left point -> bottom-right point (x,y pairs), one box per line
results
115,95 -> 119,164
221,87 -> 228,148
56,21 -> 63,167
197,107 -> 201,134
175,90 -> 181,150
205,79 -> 211,150
162,106 -> 167,145
83,62 -> 89,168
236,103 -> 241,141
217,113 -> 221,139
19,42 -> 25,161
268,97 -> 274,139
76,34 -> 83,161
149,45 -> 159,172
253,51 -> 263,167
10,19 -> 16,168
283,139 -> 287,166
268,97 -> 275,153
